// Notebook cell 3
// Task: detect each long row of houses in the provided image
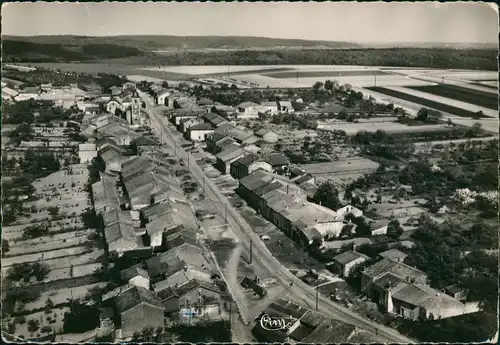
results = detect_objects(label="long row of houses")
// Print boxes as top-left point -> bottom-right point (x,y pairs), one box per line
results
82,105 -> 225,340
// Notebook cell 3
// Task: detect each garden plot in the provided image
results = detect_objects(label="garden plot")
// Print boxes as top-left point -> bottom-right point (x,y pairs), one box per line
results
24,282 -> 107,311
406,74 -> 497,94
36,250 -> 105,270
387,86 -> 498,117
366,86 -> 492,119
2,219 -> 86,242
231,73 -> 435,88
5,230 -> 94,256
376,206 -> 426,219
8,306 -> 69,339
423,70 -> 498,81
263,69 -> 388,78
407,84 -> 498,110
317,120 -> 449,135
2,246 -> 90,267
302,158 -> 380,176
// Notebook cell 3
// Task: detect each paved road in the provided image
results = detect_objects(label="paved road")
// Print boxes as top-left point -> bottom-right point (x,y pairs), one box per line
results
140,91 -> 417,344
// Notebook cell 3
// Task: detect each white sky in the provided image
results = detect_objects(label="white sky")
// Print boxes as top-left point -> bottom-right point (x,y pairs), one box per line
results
2,2 -> 498,44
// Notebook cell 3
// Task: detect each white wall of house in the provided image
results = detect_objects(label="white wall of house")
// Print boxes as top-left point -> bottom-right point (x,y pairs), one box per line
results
237,107 -> 259,119
248,161 -> 273,175
337,205 -> 363,218
128,276 -> 150,290
343,257 -> 369,277
158,93 -> 169,105
79,150 -> 98,164
15,93 -> 38,101
315,221 -> 344,239
371,226 -> 388,236
106,101 -> 123,114
190,129 -> 214,142
150,231 -> 163,247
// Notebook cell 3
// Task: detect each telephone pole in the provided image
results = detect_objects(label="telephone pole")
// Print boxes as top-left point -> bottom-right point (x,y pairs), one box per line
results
316,275 -> 319,311
296,70 -> 299,84
227,66 -> 230,79
374,74 -> 377,87
250,236 -> 253,264
224,203 -> 228,226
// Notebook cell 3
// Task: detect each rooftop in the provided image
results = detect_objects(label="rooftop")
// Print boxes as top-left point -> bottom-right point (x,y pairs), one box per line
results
189,122 -> 214,131
120,266 -> 150,281
332,250 -> 370,265
115,285 -> 164,314
216,144 -> 244,162
379,248 -> 408,262
363,258 -> 427,282
301,319 -> 356,343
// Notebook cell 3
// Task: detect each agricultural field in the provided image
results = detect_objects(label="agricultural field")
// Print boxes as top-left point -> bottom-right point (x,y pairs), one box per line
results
262,69 -> 388,78
301,158 -> 380,185
407,84 -> 498,110
317,120 -> 450,135
365,86 -> 491,119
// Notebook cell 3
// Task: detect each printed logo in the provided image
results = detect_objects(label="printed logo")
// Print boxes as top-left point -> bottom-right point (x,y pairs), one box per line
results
258,314 -> 298,331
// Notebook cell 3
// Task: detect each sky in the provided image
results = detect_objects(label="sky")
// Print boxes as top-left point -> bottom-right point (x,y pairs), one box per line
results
2,2 -> 498,44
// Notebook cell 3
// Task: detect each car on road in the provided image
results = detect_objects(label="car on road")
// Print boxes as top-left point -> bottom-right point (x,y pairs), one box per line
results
234,201 -> 244,208
260,235 -> 271,241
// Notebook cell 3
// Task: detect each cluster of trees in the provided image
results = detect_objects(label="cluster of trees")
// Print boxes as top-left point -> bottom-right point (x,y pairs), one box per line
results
311,181 -> 342,210
22,223 -> 50,239
3,99 -> 56,124
96,73 -> 127,94
7,262 -> 51,283
2,40 -> 142,62
20,149 -> 61,178
3,286 -> 41,315
62,300 -> 100,334
111,48 -> 498,70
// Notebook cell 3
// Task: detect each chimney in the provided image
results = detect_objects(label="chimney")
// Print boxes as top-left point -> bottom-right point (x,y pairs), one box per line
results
184,265 -> 188,272
352,244 -> 356,252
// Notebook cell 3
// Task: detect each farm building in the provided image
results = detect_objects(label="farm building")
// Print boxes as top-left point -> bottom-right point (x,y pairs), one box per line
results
255,128 -> 279,143
187,122 -> 214,141
328,250 -> 370,278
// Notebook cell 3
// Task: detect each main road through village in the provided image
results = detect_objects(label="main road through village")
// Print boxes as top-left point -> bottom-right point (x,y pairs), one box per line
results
139,90 -> 416,344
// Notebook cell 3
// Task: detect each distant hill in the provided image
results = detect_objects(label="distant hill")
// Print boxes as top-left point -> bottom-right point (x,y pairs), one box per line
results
2,35 -> 362,51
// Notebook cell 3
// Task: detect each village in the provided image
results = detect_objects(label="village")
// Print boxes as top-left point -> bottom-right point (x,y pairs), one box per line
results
1,62 -> 498,343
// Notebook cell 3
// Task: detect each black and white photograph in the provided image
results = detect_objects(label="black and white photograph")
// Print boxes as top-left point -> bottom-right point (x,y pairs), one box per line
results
1,2 -> 498,343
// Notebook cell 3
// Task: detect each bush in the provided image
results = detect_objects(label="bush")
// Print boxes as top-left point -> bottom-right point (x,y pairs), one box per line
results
27,319 -> 40,333
40,326 -> 52,333
14,315 -> 26,325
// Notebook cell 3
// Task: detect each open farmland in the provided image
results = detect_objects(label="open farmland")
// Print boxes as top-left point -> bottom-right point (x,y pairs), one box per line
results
384,87 -> 498,118
263,69 -> 388,78
422,70 -> 498,81
366,86 -> 491,119
231,73 -> 435,88
302,158 -> 379,185
317,120 -> 450,135
407,84 -> 498,110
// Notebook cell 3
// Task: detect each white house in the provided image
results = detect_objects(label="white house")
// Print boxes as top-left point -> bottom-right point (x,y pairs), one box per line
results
120,267 -> 150,290
336,205 -> 363,219
79,143 -> 98,163
157,90 -> 170,105
188,123 -> 214,142
259,101 -> 279,115
106,98 -> 123,115
236,101 -> 260,119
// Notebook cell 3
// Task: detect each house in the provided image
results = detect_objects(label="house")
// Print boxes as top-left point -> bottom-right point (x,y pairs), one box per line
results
187,123 -> 214,142
444,284 -> 469,301
378,249 -> 408,263
215,143 -> 245,175
336,205 -> 363,220
99,145 -> 124,173
120,266 -> 150,290
211,104 -> 237,118
260,151 -> 290,172
104,212 -> 139,257
329,250 -> 370,278
156,90 -> 170,105
15,87 -> 40,101
259,101 -> 279,115
179,118 -> 203,134
291,173 -> 315,186
2,86 -> 19,99
236,101 -> 260,119
112,285 -> 165,339
171,111 -> 200,127
122,82 -> 136,91
230,153 -> 259,180
203,112 -> 228,128
158,278 -> 222,313
106,97 -> 124,115
78,143 -> 98,163
197,98 -> 214,107
361,258 -> 428,296
92,177 -> 120,215
277,100 -> 293,113
110,86 -> 123,96
255,129 -> 279,143
208,135 -> 237,155
368,219 -> 390,236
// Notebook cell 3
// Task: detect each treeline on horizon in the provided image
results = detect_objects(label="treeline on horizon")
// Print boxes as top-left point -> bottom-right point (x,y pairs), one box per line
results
2,39 -> 497,70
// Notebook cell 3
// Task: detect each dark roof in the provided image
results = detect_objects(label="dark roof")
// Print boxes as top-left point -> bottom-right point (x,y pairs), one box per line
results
289,323 -> 315,341
233,153 -> 258,167
165,233 -> 200,250
240,277 -> 266,296
159,279 -> 220,301
261,152 -> 289,167
266,299 -> 308,320
253,180 -> 284,197
145,254 -> 185,278
134,136 -> 156,146
189,122 -> 214,131
300,310 -> 326,328
203,112 -> 227,126
208,132 -> 227,143
333,250 -> 370,265
293,173 -> 314,185
120,266 -> 150,281
115,286 -> 164,314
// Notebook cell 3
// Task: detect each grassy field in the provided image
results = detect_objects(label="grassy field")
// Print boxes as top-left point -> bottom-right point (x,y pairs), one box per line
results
263,69 -> 388,78
407,84 -> 498,110
366,87 -> 490,118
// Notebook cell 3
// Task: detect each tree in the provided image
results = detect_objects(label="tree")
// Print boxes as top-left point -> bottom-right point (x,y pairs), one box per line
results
45,298 -> 54,313
471,122 -> 482,134
416,107 -> 430,122
324,80 -> 335,91
63,301 -> 100,334
312,181 -> 342,211
47,206 -> 59,217
27,319 -> 40,333
387,219 -> 404,239
473,110 -> 484,119
313,81 -> 324,91
2,240 -> 10,256
337,108 -> 348,120
162,81 -> 169,88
